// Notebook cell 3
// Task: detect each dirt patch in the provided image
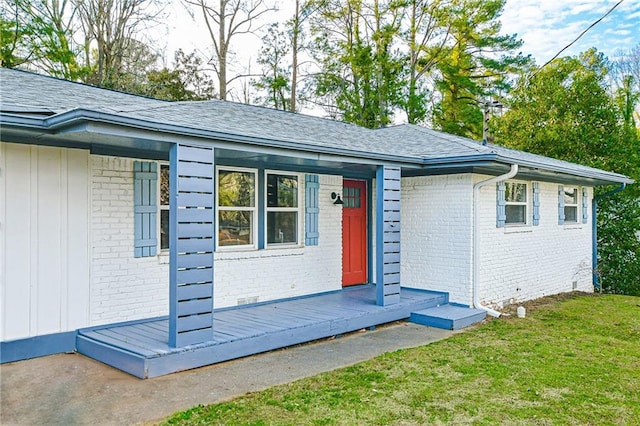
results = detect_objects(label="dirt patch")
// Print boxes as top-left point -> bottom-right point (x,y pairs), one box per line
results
499,291 -> 598,318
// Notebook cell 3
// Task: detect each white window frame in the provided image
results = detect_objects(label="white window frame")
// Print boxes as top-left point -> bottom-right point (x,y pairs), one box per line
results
505,181 -> 528,226
159,162 -> 170,253
216,166 -> 258,250
564,186 -> 579,223
265,170 -> 303,248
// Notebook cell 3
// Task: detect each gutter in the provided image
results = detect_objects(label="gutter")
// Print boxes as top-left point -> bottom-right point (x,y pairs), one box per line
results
592,183 -> 627,291
472,164 -> 519,317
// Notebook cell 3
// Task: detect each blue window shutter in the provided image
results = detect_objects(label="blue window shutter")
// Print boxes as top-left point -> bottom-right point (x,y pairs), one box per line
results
532,182 -> 540,226
305,174 -> 319,246
496,182 -> 506,228
558,185 -> 565,225
582,187 -> 588,224
134,161 -> 158,257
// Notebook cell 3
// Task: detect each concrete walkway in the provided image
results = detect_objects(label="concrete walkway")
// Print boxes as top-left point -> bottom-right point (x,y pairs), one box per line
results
1,322 -> 454,425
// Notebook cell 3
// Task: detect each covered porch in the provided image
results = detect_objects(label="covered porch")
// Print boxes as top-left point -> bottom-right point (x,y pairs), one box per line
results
77,286 -> 450,378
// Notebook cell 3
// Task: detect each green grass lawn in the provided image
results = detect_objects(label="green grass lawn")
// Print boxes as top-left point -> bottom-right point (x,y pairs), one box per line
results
162,294 -> 640,425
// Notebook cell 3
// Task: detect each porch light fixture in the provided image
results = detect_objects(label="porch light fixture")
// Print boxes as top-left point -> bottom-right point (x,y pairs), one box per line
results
331,192 -> 344,205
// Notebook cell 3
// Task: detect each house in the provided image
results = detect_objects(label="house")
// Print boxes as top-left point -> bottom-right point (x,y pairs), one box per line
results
0,68 -> 632,377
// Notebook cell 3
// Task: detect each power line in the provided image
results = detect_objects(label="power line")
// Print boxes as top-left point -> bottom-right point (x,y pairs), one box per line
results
531,0 -> 625,78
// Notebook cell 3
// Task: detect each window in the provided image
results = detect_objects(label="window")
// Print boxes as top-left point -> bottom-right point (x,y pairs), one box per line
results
160,164 -> 170,251
505,182 -> 527,225
217,168 -> 257,248
266,173 -> 300,245
563,187 -> 579,223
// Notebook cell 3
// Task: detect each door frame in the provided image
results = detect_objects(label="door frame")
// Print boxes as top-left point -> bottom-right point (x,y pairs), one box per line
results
342,178 -> 369,286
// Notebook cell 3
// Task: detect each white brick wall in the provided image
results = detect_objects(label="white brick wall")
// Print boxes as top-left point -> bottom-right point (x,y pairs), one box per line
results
213,174 -> 343,308
90,154 -> 591,322
90,159 -> 342,321
90,156 -> 169,325
476,177 -> 593,307
401,174 -> 474,304
400,174 -> 592,309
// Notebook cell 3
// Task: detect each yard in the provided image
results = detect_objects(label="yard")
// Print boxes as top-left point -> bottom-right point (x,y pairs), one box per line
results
162,294 -> 640,425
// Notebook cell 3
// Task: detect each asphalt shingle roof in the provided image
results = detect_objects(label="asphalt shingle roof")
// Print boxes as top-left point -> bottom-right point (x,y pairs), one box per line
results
0,68 -> 631,183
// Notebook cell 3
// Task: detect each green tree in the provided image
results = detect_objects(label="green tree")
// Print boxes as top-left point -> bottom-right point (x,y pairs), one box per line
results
310,0 -> 404,128
0,0 -> 81,79
494,49 -> 640,295
431,0 -> 530,139
252,23 -> 291,110
137,49 -> 216,100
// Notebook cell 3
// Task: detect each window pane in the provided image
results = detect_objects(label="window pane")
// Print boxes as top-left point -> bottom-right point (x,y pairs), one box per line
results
506,205 -> 526,224
267,174 -> 298,207
343,186 -> 361,209
565,206 -> 578,222
564,188 -> 577,204
160,165 -> 170,206
505,183 -> 527,202
219,170 -> 255,207
218,210 -> 253,246
267,212 -> 298,244
161,209 -> 169,250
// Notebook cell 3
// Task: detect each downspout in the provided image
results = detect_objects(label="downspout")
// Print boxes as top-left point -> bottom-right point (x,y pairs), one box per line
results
592,183 -> 627,292
473,164 -> 519,318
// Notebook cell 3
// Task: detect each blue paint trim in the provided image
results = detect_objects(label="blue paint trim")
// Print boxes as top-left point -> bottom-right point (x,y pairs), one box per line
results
4,99 -> 635,186
375,167 -> 385,306
367,178 -> 374,285
133,161 -> 158,257
592,183 -> 627,291
258,168 -> 265,249
39,109 -> 426,165
304,174 -> 320,246
76,335 -> 147,378
582,187 -> 588,224
1,331 -> 77,363
410,305 -> 486,330
77,316 -> 168,334
72,287 -> 448,378
558,185 -> 565,225
168,143 -> 179,347
169,144 -> 216,348
532,182 -> 540,226
496,182 -> 506,227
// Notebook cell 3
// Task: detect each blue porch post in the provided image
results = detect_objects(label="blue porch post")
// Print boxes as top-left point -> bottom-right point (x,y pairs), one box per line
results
169,143 -> 215,348
375,165 -> 401,306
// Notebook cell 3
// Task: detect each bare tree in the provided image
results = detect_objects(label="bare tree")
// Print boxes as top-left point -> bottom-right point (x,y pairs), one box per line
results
74,0 -> 163,88
183,0 -> 275,100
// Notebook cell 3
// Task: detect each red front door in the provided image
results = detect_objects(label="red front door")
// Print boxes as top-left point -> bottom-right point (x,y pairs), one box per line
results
342,180 -> 367,286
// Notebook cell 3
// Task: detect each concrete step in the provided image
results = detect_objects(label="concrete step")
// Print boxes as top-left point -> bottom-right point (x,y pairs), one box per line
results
409,304 -> 487,330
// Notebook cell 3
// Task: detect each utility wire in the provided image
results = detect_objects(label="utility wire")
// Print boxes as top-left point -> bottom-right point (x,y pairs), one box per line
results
531,0 -> 625,78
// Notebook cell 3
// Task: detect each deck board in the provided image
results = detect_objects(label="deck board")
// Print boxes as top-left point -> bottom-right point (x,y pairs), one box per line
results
77,286 -> 447,378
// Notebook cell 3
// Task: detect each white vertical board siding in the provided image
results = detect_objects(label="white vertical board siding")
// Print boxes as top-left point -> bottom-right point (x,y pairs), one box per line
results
0,142 -> 90,341
400,174 -> 474,305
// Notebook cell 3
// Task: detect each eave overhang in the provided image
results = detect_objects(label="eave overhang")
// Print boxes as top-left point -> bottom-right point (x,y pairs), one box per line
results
0,109 -> 633,186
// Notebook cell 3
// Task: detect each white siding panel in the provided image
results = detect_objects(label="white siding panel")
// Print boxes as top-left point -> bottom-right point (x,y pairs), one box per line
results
66,149 -> 90,329
35,146 -> 63,335
2,143 -> 32,339
1,142 -> 90,341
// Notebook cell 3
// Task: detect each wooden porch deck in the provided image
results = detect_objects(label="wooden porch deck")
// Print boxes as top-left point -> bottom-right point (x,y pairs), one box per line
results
77,286 -> 448,378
